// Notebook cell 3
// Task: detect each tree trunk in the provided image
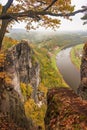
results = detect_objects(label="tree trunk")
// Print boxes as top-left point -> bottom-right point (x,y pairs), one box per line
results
0,20 -> 9,50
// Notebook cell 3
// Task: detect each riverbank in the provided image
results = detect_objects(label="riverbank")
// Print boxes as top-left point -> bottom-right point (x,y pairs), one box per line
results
70,44 -> 83,70
51,48 -> 69,88
56,47 -> 80,92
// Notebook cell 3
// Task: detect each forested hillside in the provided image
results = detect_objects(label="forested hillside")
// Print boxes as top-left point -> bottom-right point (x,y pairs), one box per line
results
7,29 -> 87,48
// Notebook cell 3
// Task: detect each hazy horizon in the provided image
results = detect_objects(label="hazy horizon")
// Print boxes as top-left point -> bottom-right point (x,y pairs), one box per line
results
9,28 -> 87,33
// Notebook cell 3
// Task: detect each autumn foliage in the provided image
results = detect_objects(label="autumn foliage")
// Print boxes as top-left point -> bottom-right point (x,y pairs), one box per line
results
0,0 -> 74,28
0,0 -> 75,49
45,88 -> 87,130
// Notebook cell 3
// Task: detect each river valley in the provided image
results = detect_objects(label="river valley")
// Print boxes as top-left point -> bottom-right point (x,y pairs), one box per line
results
56,47 -> 80,92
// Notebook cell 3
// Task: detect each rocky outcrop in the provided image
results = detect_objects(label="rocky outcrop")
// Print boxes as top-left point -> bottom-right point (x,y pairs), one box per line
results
45,88 -> 87,130
0,82 -> 32,130
77,43 -> 87,99
0,40 -> 40,129
5,40 -> 40,101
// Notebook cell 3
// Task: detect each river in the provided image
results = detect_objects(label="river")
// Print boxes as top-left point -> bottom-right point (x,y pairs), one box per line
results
56,47 -> 80,92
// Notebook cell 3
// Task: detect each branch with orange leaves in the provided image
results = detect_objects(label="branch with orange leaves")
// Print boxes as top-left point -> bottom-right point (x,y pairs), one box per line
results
43,0 -> 57,11
0,7 -> 87,22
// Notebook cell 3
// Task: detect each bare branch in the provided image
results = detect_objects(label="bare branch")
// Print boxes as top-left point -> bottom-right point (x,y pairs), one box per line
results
44,0 -> 57,11
2,0 -> 14,14
66,8 -> 87,16
83,21 -> 87,25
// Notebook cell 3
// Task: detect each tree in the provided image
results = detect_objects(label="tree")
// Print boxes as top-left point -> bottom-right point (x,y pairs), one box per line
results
0,0 -> 87,50
81,6 -> 87,25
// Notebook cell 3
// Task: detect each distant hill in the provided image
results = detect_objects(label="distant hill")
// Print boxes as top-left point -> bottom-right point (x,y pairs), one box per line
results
7,29 -> 87,48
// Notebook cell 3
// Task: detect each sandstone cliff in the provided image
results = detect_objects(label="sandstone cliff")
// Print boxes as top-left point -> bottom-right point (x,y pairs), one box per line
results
0,83 -> 32,130
5,40 -> 40,101
0,40 -> 40,129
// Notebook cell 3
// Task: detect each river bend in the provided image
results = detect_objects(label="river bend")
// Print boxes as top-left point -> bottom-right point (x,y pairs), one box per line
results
56,47 -> 80,92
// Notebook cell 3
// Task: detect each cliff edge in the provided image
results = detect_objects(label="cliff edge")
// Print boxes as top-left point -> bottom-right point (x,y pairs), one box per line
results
45,88 -> 87,130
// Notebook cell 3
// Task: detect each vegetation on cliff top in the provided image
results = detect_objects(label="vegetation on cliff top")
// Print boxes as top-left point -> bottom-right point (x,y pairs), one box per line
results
45,88 -> 87,130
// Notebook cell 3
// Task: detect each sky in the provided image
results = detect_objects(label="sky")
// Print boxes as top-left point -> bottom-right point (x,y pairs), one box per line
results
0,0 -> 87,31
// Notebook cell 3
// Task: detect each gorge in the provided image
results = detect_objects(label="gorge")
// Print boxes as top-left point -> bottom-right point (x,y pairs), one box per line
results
0,39 -> 87,130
